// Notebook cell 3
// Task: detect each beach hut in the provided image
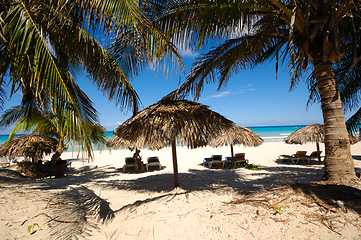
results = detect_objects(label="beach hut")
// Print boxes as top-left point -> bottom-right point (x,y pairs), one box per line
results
107,99 -> 234,187
0,134 -> 58,162
284,123 -> 358,162
209,125 -> 264,166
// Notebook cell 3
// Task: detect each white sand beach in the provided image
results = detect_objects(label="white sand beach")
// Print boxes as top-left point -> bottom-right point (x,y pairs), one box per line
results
1,141 -> 361,239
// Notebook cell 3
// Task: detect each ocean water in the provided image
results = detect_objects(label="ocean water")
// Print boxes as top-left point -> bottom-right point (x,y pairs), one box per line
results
0,125 -> 305,152
248,125 -> 306,142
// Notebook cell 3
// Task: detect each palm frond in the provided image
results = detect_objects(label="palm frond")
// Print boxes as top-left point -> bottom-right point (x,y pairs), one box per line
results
36,3 -> 142,114
346,107 -> 361,138
166,32 -> 286,100
3,2 -> 93,123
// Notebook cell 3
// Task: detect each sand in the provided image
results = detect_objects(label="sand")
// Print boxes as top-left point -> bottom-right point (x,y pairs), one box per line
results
1,141 -> 361,239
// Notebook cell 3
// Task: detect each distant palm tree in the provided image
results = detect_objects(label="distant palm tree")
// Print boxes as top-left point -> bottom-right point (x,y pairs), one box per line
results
156,0 -> 361,184
0,105 -> 107,161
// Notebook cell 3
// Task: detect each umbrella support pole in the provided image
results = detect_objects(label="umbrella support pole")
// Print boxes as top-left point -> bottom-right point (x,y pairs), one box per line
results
231,144 -> 235,167
135,147 -> 139,173
171,137 -> 179,187
316,141 -> 321,162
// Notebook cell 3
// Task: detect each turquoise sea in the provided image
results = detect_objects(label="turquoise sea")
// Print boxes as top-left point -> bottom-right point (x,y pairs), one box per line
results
249,125 -> 306,142
0,125 -> 306,152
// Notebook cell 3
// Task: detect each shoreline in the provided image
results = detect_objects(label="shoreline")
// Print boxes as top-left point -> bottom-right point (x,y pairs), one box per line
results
57,141 -> 361,169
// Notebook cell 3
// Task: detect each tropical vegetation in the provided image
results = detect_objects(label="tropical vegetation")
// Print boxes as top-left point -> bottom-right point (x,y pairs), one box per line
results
0,0 -> 181,157
151,0 -> 361,184
0,105 -> 107,160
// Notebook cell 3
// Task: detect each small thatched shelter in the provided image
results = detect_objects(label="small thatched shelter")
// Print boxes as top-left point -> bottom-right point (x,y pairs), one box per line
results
0,134 -> 58,162
284,123 -> 358,162
107,99 -> 234,187
209,125 -> 264,166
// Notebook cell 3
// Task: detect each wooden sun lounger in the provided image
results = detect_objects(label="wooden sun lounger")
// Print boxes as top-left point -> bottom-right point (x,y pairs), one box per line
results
123,157 -> 136,172
204,155 -> 224,168
146,156 -> 161,171
278,151 -> 307,164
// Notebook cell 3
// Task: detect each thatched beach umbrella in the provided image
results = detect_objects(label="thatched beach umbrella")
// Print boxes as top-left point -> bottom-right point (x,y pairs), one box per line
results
284,123 -> 358,162
107,99 -> 234,187
284,123 -> 324,162
209,125 -> 264,166
106,135 -> 164,152
0,134 -> 58,162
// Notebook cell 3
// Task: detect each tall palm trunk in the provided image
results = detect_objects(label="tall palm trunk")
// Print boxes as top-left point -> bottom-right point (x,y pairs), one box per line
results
313,56 -> 355,183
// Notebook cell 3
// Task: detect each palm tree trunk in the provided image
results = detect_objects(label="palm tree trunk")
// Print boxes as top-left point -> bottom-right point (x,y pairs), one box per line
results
313,56 -> 355,183
51,149 -> 63,162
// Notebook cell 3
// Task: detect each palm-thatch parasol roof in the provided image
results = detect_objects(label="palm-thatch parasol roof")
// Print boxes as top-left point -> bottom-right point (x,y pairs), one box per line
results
0,134 -> 58,162
107,99 -> 234,187
209,125 -> 264,166
284,123 -> 358,162
284,123 -> 324,145
106,135 -> 164,151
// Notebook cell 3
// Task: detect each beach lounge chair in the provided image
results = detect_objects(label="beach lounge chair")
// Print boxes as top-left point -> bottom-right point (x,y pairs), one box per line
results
278,151 -> 307,164
301,151 -> 323,164
146,156 -> 161,171
204,155 -> 224,168
0,157 -> 10,168
225,153 -> 249,165
123,157 -> 136,172
234,153 -> 249,165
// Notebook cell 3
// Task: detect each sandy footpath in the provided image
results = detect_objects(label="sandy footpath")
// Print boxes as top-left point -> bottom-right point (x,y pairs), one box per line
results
1,141 -> 361,239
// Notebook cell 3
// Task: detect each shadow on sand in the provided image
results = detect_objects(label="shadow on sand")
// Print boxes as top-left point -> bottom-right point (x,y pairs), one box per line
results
1,158 -> 361,239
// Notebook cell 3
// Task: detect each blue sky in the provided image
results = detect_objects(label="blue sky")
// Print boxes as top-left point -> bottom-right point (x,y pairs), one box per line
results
0,48 -> 356,134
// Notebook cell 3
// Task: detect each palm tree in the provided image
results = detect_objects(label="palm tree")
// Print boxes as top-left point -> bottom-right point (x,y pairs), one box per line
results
0,104 -> 107,161
154,0 -> 361,184
0,0 -> 144,151
0,0 -> 183,157
306,44 -> 361,139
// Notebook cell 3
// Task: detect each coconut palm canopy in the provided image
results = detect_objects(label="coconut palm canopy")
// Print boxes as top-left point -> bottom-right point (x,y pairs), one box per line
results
107,99 -> 234,186
0,134 -> 58,162
209,125 -> 263,166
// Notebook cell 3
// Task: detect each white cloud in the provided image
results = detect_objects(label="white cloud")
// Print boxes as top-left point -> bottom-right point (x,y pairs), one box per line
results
181,49 -> 199,58
201,87 -> 256,101
211,91 -> 233,98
